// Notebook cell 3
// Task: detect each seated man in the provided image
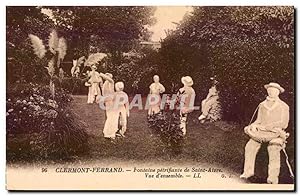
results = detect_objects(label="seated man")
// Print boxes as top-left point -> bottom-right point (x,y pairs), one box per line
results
241,82 -> 290,184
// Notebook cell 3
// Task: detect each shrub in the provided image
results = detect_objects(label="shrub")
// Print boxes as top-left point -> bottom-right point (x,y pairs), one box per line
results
148,94 -> 184,155
158,7 -> 294,125
6,83 -> 88,161
60,77 -> 88,95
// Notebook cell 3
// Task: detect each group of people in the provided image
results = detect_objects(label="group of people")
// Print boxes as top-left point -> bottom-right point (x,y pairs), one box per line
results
148,75 -> 197,135
85,65 -> 129,138
85,64 -> 217,139
147,74 -> 221,131
84,64 -> 291,184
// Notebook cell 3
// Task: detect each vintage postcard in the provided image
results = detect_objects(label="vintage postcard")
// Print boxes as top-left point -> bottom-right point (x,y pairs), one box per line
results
6,6 -> 295,191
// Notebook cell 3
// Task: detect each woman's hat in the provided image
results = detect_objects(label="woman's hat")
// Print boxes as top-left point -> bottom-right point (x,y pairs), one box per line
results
264,82 -> 285,93
181,76 -> 193,87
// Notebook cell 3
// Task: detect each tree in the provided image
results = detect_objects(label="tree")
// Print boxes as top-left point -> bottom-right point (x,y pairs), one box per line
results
49,6 -> 156,62
159,6 -> 294,122
6,6 -> 55,83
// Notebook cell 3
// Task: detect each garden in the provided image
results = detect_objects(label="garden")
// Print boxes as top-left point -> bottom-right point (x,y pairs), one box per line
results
6,6 -> 294,183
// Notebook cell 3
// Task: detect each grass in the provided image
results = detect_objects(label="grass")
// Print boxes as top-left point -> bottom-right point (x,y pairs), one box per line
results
6,95 -> 294,184
69,95 -> 294,184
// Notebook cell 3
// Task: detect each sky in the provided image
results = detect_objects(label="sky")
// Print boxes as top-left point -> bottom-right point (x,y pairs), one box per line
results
149,6 -> 193,42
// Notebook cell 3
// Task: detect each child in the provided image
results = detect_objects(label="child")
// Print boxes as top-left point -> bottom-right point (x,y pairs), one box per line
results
114,82 -> 129,137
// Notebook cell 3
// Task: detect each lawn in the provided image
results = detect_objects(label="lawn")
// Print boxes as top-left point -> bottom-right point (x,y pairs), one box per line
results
69,95 -> 295,184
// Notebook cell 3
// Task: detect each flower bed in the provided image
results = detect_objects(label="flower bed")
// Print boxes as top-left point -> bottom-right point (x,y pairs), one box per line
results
7,83 -> 89,161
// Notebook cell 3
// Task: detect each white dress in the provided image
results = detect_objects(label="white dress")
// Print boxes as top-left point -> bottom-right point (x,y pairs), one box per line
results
87,71 -> 102,103
148,82 -> 165,115
200,85 -> 221,121
102,80 -> 119,138
115,91 -> 129,135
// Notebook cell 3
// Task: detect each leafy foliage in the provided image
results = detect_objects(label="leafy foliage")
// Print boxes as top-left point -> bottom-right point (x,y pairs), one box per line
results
148,94 -> 184,155
158,6 -> 294,123
29,30 -> 68,98
28,34 -> 46,59
104,49 -> 159,95
48,29 -> 59,54
7,6 -> 55,84
7,6 -> 156,87
84,53 -> 107,67
49,6 -> 156,59
6,83 -> 88,160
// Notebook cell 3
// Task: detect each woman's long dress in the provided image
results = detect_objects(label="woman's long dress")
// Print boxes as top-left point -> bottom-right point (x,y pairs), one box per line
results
87,71 -> 102,103
114,91 -> 129,135
102,80 -> 118,138
201,85 -> 221,121
148,82 -> 165,115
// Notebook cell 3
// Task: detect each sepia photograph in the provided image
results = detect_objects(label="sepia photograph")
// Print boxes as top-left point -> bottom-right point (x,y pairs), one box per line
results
5,5 -> 295,191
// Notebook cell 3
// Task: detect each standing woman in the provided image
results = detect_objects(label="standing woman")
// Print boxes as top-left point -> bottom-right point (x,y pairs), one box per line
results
114,82 -> 129,137
101,73 -> 114,96
99,73 -> 118,140
86,65 -> 102,104
178,76 -> 195,136
148,75 -> 165,116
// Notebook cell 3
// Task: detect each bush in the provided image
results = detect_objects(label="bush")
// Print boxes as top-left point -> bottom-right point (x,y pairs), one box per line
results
60,77 -> 88,95
158,7 -> 294,125
6,83 -> 89,161
148,95 -> 184,155
213,40 -> 294,123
